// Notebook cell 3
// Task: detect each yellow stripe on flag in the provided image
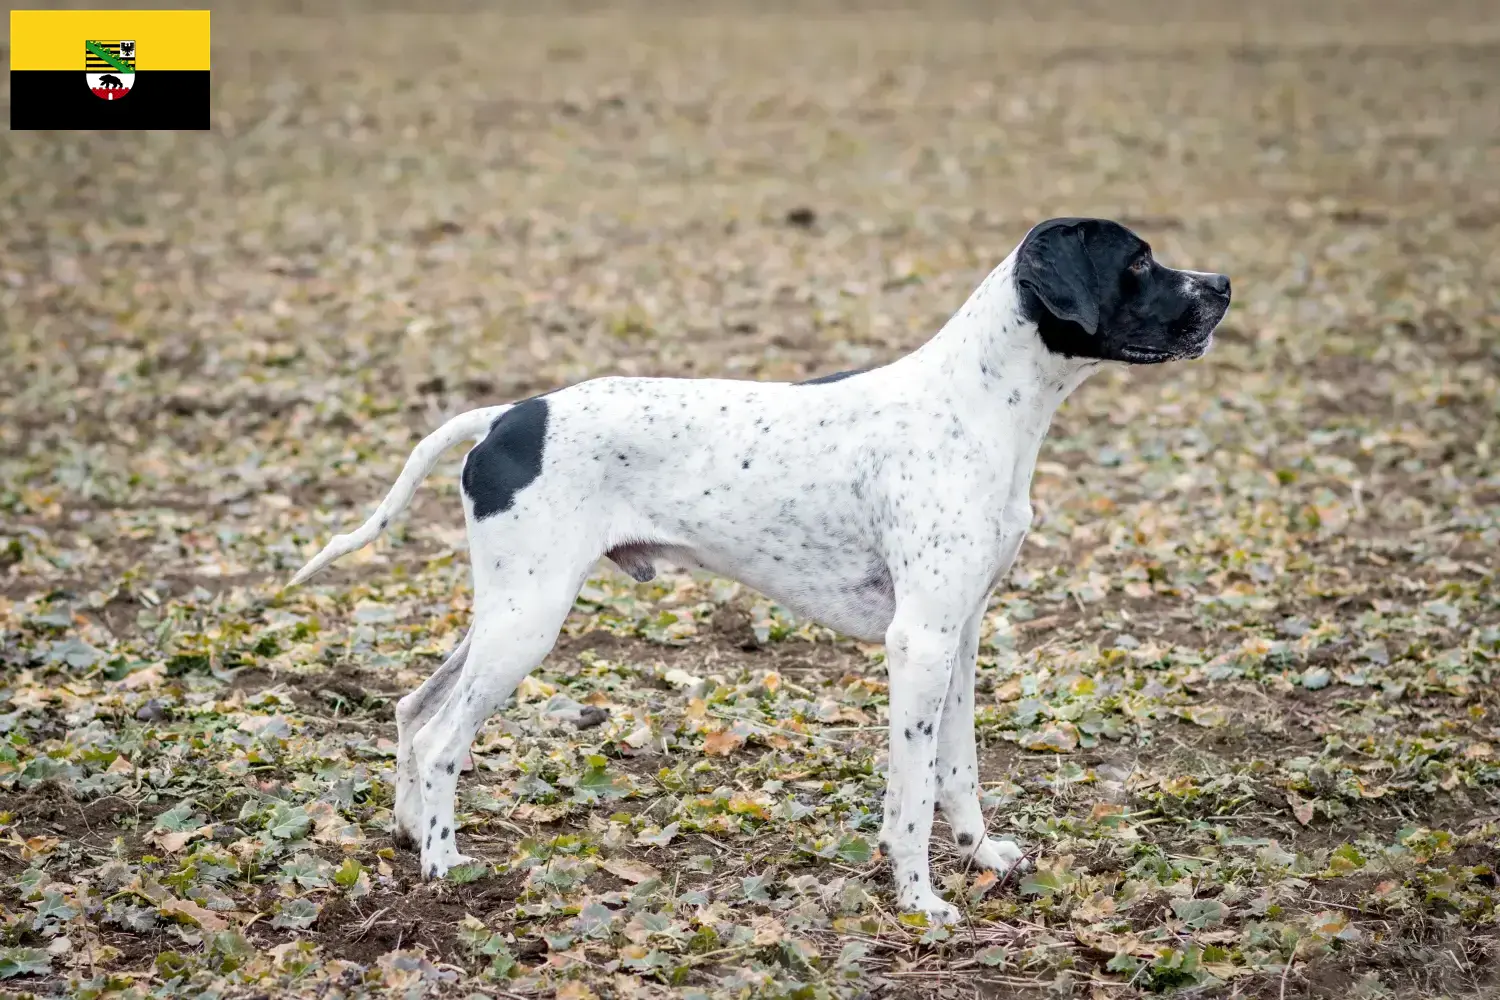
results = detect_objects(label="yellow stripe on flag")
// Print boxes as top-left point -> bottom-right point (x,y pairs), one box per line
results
9,10 -> 210,71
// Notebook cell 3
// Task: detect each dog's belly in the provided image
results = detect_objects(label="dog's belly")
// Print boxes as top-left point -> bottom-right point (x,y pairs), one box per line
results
700,546 -> 897,643
633,486 -> 894,641
607,539 -> 896,643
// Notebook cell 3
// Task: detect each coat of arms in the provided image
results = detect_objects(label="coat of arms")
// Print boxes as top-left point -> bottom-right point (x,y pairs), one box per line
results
86,40 -> 136,101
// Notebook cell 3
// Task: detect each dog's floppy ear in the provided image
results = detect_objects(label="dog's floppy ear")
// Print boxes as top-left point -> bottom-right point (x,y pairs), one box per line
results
1015,221 -> 1101,336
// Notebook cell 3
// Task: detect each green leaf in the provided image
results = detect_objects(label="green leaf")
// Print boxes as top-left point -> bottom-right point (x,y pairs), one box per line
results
0,947 -> 50,979
976,945 -> 1009,968
835,834 -> 872,864
1328,843 -> 1367,874
447,862 -> 489,884
333,857 -> 363,887
485,948 -> 517,981
1020,869 -> 1061,897
919,922 -> 951,944
1301,667 -> 1332,690
154,950 -> 189,979
741,872 -> 774,903
278,853 -> 331,889
270,897 -> 320,930
11,869 -> 47,899
575,761 -> 630,801
1258,841 -> 1296,868
209,929 -> 256,971
1172,898 -> 1228,929
47,637 -> 102,669
264,803 -> 311,840
31,889 -> 77,925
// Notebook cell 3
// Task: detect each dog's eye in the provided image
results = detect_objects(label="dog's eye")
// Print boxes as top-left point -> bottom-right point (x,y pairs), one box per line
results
1129,256 -> 1151,275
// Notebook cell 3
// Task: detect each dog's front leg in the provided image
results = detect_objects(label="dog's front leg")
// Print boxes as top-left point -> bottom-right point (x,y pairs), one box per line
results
936,608 -> 1026,874
879,615 -> 964,924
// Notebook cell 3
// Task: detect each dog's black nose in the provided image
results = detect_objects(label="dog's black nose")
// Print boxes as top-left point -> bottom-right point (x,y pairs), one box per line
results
1204,273 -> 1231,297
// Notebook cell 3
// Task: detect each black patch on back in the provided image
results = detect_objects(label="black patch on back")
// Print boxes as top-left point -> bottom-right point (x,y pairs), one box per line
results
796,367 -> 868,386
462,397 -> 548,521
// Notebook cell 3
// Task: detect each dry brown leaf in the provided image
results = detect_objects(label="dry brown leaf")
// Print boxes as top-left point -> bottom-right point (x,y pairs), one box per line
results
1020,722 -> 1079,753
751,914 -> 786,946
1287,792 -> 1315,826
516,675 -> 556,702
120,662 -> 166,690
603,857 -> 661,884
159,897 -> 227,932
1089,802 -> 1125,821
702,728 -> 746,756
1181,704 -> 1228,728
513,802 -> 569,823
147,825 -> 213,854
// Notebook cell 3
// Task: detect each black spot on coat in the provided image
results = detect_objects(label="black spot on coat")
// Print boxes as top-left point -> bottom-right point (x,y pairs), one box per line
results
462,397 -> 548,520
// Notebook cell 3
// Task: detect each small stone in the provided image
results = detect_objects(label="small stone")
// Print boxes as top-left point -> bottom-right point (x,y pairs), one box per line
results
785,206 -> 817,228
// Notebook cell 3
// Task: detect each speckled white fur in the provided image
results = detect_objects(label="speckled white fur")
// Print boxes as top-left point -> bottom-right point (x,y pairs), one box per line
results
292,246 -> 1104,922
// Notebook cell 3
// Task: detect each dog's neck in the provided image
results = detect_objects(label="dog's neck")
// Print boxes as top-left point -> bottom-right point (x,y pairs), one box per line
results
906,255 -> 1102,433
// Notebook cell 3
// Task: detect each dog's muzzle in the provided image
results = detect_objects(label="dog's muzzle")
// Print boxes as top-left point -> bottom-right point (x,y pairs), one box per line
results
1183,273 -> 1231,357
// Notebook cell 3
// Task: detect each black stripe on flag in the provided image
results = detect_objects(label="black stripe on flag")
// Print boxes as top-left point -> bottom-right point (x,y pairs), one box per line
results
10,71 -> 209,129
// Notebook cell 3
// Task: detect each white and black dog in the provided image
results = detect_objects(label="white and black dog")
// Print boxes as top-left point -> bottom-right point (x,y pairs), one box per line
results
289,217 -> 1230,922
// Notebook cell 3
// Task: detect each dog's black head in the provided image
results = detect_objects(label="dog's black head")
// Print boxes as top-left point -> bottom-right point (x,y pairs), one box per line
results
1014,217 -> 1231,364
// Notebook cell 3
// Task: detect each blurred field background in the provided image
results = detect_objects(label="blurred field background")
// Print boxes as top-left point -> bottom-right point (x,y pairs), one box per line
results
2,2 -> 1499,998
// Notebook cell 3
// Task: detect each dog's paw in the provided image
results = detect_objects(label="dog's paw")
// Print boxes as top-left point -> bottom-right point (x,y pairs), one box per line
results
970,837 -> 1029,874
420,852 -> 475,881
391,824 -> 419,852
899,888 -> 960,925
392,796 -> 424,852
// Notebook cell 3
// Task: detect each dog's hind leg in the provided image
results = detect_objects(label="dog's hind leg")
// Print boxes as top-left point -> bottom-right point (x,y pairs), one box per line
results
936,607 -> 1026,875
392,627 -> 471,850
410,555 -> 594,879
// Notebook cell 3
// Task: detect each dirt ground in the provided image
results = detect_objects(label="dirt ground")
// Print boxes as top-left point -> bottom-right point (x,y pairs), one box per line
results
2,1 -> 1499,997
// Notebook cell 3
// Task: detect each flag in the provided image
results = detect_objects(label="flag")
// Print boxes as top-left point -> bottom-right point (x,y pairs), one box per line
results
10,10 -> 210,130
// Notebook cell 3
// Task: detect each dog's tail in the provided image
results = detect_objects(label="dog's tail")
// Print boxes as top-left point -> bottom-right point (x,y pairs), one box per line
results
286,405 -> 510,587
